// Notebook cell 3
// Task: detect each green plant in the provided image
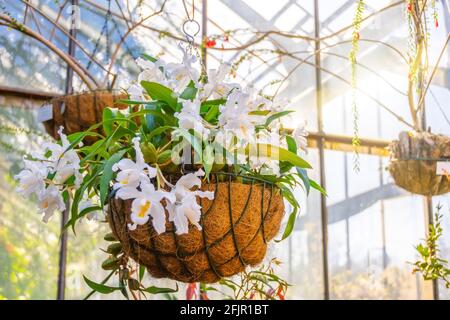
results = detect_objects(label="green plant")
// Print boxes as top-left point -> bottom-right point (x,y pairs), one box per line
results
14,48 -> 321,299
201,258 -> 289,300
412,204 -> 450,289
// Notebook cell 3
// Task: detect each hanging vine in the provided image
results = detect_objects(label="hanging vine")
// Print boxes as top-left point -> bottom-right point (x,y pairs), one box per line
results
349,0 -> 365,172
405,0 -> 440,132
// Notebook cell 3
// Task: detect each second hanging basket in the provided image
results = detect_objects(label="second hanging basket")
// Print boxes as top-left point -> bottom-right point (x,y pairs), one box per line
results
42,90 -> 127,142
388,131 -> 450,196
107,174 -> 285,283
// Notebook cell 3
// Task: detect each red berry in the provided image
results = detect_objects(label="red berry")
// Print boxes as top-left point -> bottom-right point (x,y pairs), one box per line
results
407,3 -> 412,12
205,39 -> 216,48
435,19 -> 439,28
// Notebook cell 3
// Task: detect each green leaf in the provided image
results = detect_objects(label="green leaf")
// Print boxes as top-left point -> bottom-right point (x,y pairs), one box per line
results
83,271 -> 115,300
66,131 -> 103,152
133,108 -> 176,126
148,126 -> 172,139
219,279 -> 237,292
77,206 -> 102,219
296,168 -> 310,195
83,275 -> 120,294
201,99 -> 226,108
250,144 -> 312,169
119,278 -> 129,300
280,210 -> 297,242
310,178 -> 327,196
102,108 -> 115,136
276,184 -> 300,241
141,81 -> 177,111
139,265 -> 145,281
179,81 -> 198,100
100,149 -> 127,206
249,110 -> 271,116
67,131 -> 101,144
204,104 -> 220,122
115,99 -> 145,105
144,103 -> 158,133
286,136 -> 297,154
142,284 -> 178,294
141,53 -> 157,63
80,126 -> 131,164
69,172 -> 100,232
264,110 -> 294,127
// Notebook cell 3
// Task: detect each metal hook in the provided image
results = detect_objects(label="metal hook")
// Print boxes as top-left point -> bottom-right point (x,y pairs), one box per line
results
182,19 -> 200,46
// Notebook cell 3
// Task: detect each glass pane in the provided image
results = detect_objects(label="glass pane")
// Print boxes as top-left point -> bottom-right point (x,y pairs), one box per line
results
277,149 -> 324,299
326,151 -> 433,299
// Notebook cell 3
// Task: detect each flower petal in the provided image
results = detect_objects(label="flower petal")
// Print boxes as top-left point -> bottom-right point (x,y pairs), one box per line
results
173,205 -> 190,235
195,190 -> 214,200
115,186 -> 140,200
150,202 -> 167,234
113,158 -> 136,172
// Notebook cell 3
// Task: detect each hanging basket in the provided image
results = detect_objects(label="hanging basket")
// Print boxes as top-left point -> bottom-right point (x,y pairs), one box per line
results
388,131 -> 450,196
107,174 -> 285,283
42,90 -> 127,142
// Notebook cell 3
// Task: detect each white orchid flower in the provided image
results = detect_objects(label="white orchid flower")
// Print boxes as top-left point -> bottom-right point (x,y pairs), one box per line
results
37,185 -> 66,223
166,169 -> 214,235
175,99 -> 210,137
15,127 -> 79,214
116,182 -> 173,233
136,57 -> 167,85
166,46 -> 199,92
112,137 -> 157,191
14,159 -> 48,197
200,64 -> 239,99
262,97 -> 289,113
136,56 -> 166,71
248,149 -> 280,176
43,126 -> 82,187
127,84 -> 146,102
218,90 -> 260,147
292,120 -> 308,153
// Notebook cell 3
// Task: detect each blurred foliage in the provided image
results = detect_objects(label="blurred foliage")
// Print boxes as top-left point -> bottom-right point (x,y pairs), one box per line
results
330,266 -> 432,299
0,105 -> 59,299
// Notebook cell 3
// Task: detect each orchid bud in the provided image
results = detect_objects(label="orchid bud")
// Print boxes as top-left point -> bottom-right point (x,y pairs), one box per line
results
140,142 -> 157,163
102,256 -> 120,270
107,242 -> 122,256
157,150 -> 172,164
104,233 -> 117,242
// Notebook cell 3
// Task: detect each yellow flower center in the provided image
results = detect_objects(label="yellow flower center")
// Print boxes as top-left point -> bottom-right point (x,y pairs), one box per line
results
138,201 -> 151,218
216,86 -> 225,95
42,200 -> 49,209
120,178 -> 129,185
